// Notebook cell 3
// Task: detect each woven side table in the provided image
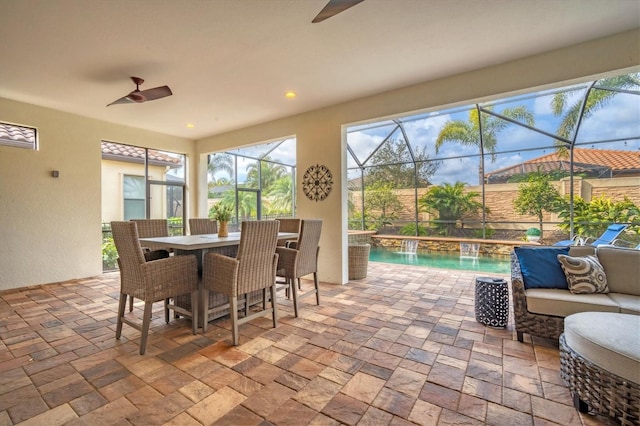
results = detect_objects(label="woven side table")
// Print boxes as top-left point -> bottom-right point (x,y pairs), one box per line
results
474,277 -> 509,327
348,244 -> 370,280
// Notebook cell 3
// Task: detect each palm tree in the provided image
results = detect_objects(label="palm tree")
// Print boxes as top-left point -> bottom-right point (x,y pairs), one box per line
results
435,106 -> 534,183
418,182 -> 487,236
245,158 -> 287,191
551,73 -> 640,155
208,153 -> 233,182
266,176 -> 293,215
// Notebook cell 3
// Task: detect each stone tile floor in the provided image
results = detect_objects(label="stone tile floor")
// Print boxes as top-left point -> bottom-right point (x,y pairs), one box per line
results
0,262 -> 615,425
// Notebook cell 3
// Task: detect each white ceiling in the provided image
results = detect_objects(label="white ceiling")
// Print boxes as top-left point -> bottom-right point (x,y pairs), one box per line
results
1,0 -> 638,140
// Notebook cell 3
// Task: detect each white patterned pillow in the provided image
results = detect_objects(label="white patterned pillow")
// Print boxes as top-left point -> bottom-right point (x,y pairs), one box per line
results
557,254 -> 609,294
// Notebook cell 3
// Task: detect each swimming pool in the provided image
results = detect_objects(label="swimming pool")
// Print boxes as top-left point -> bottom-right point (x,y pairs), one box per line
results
369,246 -> 510,274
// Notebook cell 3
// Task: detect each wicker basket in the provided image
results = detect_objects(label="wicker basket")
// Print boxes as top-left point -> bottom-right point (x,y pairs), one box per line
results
560,333 -> 640,425
348,244 -> 370,280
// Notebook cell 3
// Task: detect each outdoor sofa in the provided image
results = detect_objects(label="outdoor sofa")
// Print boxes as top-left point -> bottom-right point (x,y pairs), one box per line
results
510,245 -> 640,342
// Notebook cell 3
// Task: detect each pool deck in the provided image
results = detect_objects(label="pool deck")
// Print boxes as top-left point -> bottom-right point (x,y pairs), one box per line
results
0,262 -> 615,425
366,258 -> 509,300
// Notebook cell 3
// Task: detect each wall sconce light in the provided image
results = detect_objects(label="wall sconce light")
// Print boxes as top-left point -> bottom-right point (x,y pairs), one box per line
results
51,170 -> 59,178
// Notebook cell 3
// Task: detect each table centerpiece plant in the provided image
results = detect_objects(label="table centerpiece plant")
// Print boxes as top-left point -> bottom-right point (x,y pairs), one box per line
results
211,203 -> 233,237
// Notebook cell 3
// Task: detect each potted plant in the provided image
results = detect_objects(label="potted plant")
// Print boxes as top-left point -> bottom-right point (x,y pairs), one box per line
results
211,203 -> 233,237
525,227 -> 541,242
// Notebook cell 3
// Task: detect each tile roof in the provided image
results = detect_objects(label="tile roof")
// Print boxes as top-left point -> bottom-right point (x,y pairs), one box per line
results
530,148 -> 639,171
486,148 -> 640,180
0,122 -> 36,147
101,141 -> 182,166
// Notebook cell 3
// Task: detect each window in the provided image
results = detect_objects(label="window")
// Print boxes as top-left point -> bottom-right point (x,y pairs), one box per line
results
347,71 -> 640,243
0,122 -> 37,150
123,175 -> 145,220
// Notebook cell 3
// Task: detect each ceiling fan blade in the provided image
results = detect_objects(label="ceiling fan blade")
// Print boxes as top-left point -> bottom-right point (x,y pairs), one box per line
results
137,85 -> 173,101
106,95 -> 136,107
312,0 -> 364,23
106,84 -> 172,106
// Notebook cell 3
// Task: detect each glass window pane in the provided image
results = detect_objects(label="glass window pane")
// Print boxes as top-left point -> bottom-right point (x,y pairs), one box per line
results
0,122 -> 37,150
430,156 -> 481,186
123,175 -> 145,199
347,123 -> 398,165
149,149 -> 185,181
576,90 -> 640,143
347,168 -> 363,230
266,138 -> 296,166
226,141 -> 278,160
123,175 -> 145,220
124,200 -> 144,221
347,149 -> 360,169
263,163 -> 294,217
238,157 -> 259,188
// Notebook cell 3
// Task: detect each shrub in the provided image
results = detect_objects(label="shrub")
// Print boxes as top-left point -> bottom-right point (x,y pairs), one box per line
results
526,227 -> 541,236
399,223 -> 428,236
102,237 -> 118,269
471,228 -> 495,239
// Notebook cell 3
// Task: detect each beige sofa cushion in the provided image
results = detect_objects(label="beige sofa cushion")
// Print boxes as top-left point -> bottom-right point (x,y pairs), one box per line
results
526,288 -> 619,317
568,245 -> 596,256
607,293 -> 640,314
596,246 -> 640,296
564,312 -> 640,384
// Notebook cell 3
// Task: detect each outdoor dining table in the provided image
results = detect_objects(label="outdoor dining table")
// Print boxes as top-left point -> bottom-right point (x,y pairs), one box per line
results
139,231 -> 298,267
139,231 -> 298,327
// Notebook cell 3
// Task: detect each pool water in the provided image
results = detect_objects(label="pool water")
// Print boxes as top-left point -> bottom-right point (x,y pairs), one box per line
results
369,246 -> 510,274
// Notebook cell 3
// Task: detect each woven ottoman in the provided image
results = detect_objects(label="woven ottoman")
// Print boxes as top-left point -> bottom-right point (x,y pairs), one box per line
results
474,277 -> 509,327
560,312 -> 640,425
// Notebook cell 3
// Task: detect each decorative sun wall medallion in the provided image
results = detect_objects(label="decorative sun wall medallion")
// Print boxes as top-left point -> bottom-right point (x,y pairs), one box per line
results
302,164 -> 333,202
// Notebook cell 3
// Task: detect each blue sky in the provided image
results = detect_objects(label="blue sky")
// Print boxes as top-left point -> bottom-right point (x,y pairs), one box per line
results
347,79 -> 639,185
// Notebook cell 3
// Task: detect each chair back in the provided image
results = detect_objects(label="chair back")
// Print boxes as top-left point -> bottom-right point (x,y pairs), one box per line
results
277,218 -> 300,246
236,220 -> 280,294
295,219 -> 323,276
131,219 -> 169,238
111,222 -> 147,295
278,218 -> 301,233
189,218 -> 218,235
592,223 -> 628,246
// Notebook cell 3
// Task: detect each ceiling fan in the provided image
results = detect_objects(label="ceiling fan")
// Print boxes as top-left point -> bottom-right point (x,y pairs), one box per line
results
107,77 -> 172,106
312,0 -> 365,23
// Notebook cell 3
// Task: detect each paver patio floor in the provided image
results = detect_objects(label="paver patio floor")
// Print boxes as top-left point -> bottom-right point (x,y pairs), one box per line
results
0,261 -> 614,425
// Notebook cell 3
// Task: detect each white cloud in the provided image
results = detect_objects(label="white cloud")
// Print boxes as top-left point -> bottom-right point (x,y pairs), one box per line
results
430,157 -> 480,185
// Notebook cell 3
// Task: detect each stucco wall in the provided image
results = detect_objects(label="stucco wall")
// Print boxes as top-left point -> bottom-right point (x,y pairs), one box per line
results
0,99 -> 194,291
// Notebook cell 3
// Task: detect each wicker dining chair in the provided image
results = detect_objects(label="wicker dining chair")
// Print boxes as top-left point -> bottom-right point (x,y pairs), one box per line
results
189,218 -> 218,235
131,218 -> 170,250
276,219 -> 322,318
276,218 -> 300,247
202,220 -> 280,344
111,221 -> 199,354
129,219 -> 171,310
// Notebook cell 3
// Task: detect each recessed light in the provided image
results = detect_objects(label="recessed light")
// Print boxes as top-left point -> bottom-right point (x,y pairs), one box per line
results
186,123 -> 195,128
284,91 -> 297,99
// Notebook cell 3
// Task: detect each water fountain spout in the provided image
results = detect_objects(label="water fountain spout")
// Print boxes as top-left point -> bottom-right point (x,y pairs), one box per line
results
460,242 -> 480,259
398,239 -> 418,255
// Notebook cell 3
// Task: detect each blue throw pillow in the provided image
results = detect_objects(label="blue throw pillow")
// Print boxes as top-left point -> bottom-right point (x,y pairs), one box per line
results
514,246 -> 570,289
